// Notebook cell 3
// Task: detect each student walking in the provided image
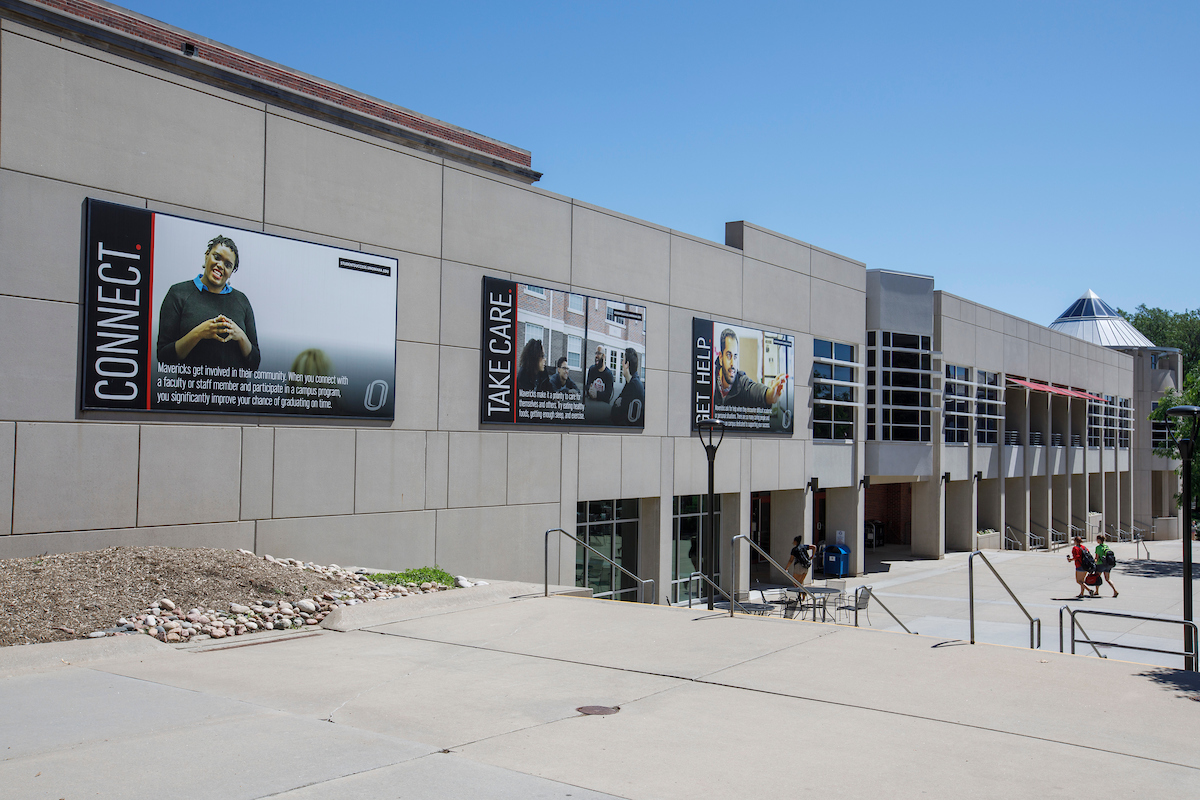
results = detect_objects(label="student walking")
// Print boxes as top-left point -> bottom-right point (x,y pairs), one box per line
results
1094,534 -> 1119,597
1068,536 -> 1098,598
784,536 -> 815,586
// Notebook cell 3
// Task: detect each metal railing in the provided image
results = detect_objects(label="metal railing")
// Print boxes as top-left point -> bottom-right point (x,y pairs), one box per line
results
968,550 -> 1042,649
1004,526 -> 1023,551
851,586 -> 917,634
686,571 -> 749,617
1134,532 -> 1150,560
1048,529 -> 1069,551
544,528 -> 656,605
1059,606 -> 1197,671
1027,528 -> 1046,550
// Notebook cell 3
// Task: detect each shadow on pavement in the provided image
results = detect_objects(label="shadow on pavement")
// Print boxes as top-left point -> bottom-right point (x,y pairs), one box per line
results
1135,667 -> 1200,697
1118,560 -> 1198,580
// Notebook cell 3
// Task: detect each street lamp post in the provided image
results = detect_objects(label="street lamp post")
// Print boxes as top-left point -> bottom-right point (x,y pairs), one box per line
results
1167,405 -> 1199,670
698,419 -> 725,611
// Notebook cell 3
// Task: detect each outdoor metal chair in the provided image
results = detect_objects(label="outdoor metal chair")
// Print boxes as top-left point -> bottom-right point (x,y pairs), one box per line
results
835,585 -> 873,626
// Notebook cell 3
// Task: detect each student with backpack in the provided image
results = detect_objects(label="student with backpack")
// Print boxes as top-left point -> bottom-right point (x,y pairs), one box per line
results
1068,535 -> 1098,598
1094,534 -> 1119,598
785,536 -> 816,586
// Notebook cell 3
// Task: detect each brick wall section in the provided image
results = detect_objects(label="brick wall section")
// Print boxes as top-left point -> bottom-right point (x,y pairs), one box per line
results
30,0 -> 533,169
865,483 -> 912,545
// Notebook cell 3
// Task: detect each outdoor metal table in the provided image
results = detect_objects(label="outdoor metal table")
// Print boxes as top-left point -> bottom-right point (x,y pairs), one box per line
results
714,601 -> 776,616
784,586 -> 841,621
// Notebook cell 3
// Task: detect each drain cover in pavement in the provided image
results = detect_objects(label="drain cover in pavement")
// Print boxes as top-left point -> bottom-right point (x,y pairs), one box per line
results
577,705 -> 619,715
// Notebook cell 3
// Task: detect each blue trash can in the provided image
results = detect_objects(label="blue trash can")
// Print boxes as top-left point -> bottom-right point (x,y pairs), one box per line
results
825,544 -> 851,578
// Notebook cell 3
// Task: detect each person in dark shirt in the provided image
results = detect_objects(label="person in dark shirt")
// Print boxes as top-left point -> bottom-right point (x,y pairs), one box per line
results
713,327 -> 786,408
156,235 -> 261,371
610,347 -> 645,426
548,356 -> 580,396
585,345 -> 614,403
517,338 -> 551,392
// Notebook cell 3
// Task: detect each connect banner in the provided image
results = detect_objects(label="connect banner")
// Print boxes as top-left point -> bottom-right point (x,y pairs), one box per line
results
81,199 -> 398,420
480,276 -> 647,428
692,318 -> 794,433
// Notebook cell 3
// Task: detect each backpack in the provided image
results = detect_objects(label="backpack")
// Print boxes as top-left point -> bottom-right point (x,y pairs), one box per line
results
1078,546 -> 1096,572
1102,547 -> 1116,568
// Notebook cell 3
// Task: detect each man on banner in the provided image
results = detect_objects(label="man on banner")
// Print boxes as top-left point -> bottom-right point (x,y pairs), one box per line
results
585,345 -> 614,403
713,327 -> 786,408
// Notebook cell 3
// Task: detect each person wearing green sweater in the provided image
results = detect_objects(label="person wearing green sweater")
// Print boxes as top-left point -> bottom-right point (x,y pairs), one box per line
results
1094,534 -> 1118,598
156,235 -> 261,372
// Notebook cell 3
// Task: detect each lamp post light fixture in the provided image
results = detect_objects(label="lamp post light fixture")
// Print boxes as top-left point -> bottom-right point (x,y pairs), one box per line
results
697,418 -> 725,611
1166,405 -> 1199,670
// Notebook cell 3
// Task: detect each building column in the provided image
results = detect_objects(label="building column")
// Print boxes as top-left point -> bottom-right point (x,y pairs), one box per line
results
911,477 -> 945,558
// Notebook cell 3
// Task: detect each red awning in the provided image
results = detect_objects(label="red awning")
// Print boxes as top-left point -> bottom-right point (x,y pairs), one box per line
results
1006,378 -> 1102,402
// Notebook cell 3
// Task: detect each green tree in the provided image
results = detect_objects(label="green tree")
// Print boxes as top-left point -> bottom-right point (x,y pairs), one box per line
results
1118,304 -> 1200,376
1148,376 -> 1200,530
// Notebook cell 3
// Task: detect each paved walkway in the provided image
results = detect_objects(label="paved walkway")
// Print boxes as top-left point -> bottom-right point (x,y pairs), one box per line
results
2,570 -> 1198,799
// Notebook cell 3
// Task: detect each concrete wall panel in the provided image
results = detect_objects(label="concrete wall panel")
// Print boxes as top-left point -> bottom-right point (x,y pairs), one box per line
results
435,502 -> 559,582
743,258 -> 809,333
12,423 -> 139,534
750,438 -> 781,492
0,296 -> 78,422
424,431 -> 449,509
571,206 -> 670,304
811,249 -> 866,292
735,223 -> 811,273
437,345 -> 478,433
577,434 -> 622,501
257,510 -> 435,571
940,318 -> 976,365
0,422 -> 13,537
779,439 -> 806,490
388,250 -> 441,345
443,168 -> 571,282
355,429 -> 426,513
240,427 -> 274,520
621,435 -> 661,499
138,425 -> 242,526
1,31 -> 264,220
392,341 -> 440,432
0,521 -> 254,560
440,260 -> 496,350
669,236 -> 741,318
0,170 -> 144,304
809,278 -> 864,345
272,428 -> 356,518
812,443 -> 854,487
507,432 -> 561,505
447,432 -> 508,508
265,114 -> 441,255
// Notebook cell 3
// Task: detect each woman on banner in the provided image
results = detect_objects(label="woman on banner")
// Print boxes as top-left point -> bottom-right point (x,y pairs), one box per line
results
156,235 -> 261,371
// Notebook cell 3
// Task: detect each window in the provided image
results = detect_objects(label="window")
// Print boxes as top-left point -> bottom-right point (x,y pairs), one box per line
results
576,500 -> 640,601
813,338 -> 856,440
524,323 -> 544,347
944,365 -> 971,443
975,370 -> 1003,445
567,293 -> 584,314
523,285 -> 546,299
1087,397 -> 1103,448
606,304 -> 627,327
1103,396 -> 1117,448
1118,397 -> 1132,449
672,494 -> 721,604
868,331 -> 934,442
567,335 -> 582,370
1151,402 -> 1169,449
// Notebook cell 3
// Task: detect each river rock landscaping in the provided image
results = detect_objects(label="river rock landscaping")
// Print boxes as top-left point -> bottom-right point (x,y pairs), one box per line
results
0,546 -> 481,647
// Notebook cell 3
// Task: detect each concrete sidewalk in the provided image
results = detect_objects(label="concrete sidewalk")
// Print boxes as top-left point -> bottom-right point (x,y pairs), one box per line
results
2,578 -> 1198,799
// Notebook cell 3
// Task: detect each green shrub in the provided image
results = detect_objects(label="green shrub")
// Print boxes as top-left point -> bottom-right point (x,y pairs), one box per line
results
369,566 -> 457,587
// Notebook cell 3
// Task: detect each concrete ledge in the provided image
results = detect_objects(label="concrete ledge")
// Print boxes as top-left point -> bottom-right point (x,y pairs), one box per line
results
0,634 -> 168,677
321,580 -> 591,632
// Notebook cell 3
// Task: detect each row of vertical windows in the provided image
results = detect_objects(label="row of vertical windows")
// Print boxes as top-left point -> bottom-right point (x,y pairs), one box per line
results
866,331 -> 933,442
976,370 -> 1003,444
576,500 -> 639,601
813,339 -> 856,440
944,365 -> 972,443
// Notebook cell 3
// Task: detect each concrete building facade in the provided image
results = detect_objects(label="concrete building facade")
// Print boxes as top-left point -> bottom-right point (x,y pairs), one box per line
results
0,1 -> 1180,604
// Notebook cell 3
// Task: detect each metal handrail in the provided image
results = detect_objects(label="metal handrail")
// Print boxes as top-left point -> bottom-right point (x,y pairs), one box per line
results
687,571 -> 750,617
1048,528 -> 1069,551
731,534 -> 812,593
544,528 -> 656,605
1027,528 -> 1046,550
1004,526 -> 1023,551
1134,534 -> 1150,560
854,586 -> 917,634
1060,607 -> 1198,671
968,550 -> 1042,649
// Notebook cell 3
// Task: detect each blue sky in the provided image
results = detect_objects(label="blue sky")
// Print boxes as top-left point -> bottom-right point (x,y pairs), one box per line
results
115,1 -> 1197,326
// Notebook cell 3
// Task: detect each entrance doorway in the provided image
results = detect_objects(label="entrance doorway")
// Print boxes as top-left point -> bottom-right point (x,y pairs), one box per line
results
812,490 -> 827,545
750,492 -> 771,582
